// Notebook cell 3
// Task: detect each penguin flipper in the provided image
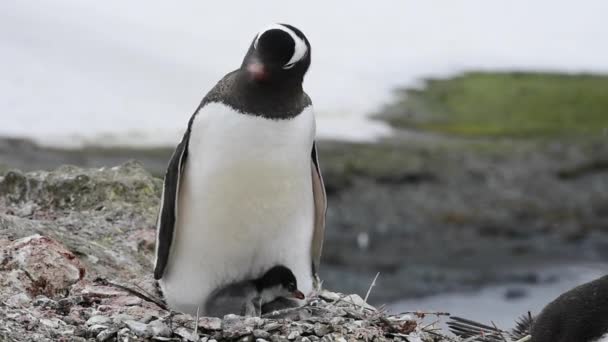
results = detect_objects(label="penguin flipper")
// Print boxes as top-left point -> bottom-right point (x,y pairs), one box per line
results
153,128 -> 191,280
310,141 -> 327,288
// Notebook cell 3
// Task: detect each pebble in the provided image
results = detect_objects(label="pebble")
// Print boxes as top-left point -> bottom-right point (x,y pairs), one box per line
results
6,293 -> 31,308
124,319 -> 151,337
313,323 -> 332,337
253,329 -> 270,339
88,324 -> 109,335
32,296 -> 57,309
318,290 -> 340,302
198,316 -> 222,330
86,315 -> 112,326
174,327 -> 199,341
39,318 -> 62,329
287,330 -> 301,340
112,313 -> 135,324
96,327 -> 119,342
148,319 -> 171,337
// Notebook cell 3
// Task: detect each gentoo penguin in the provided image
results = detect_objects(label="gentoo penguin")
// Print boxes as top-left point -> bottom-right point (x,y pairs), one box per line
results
448,275 -> 608,342
153,23 -> 326,315
204,265 -> 305,317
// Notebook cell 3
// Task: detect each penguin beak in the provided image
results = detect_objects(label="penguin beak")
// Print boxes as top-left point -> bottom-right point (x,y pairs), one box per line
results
292,290 -> 305,300
246,60 -> 268,82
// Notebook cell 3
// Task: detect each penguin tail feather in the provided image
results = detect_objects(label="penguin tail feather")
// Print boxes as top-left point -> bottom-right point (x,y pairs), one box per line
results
512,311 -> 534,339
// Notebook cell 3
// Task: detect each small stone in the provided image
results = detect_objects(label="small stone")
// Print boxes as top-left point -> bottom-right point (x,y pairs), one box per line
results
89,324 -> 109,335
256,339 -> 269,342
96,327 -> 119,342
300,337 -> 311,342
198,316 -> 222,330
140,314 -> 157,324
318,290 -> 340,302
86,315 -> 112,326
34,296 -> 60,310
222,314 -> 253,339
40,318 -> 63,329
329,317 -> 343,325
112,314 -> 135,324
313,323 -> 332,337
174,327 -> 198,341
125,320 -> 151,337
148,319 -> 171,337
287,330 -> 301,340
334,338 -> 347,342
117,327 -> 133,339
253,329 -> 270,339
6,293 -> 31,308
244,316 -> 264,327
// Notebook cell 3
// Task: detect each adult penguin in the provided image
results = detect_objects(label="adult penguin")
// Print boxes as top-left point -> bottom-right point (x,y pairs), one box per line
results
153,24 -> 326,315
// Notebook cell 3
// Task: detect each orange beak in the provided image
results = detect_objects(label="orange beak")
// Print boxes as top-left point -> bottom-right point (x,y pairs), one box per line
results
292,290 -> 305,300
247,61 -> 268,81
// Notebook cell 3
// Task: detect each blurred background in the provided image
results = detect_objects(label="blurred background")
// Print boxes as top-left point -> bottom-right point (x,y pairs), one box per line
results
1,0 -> 607,328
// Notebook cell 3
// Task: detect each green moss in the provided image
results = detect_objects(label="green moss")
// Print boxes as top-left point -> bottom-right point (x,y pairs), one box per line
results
379,71 -> 608,138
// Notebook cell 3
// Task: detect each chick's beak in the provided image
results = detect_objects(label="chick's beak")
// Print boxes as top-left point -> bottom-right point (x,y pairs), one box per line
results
247,61 -> 268,81
292,290 -> 305,300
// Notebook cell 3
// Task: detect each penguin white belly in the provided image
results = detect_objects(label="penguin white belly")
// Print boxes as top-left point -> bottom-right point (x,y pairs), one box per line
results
594,333 -> 608,342
160,102 -> 316,315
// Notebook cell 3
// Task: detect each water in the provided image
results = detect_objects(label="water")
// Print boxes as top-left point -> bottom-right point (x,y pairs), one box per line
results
1,0 -> 607,147
390,263 -> 608,330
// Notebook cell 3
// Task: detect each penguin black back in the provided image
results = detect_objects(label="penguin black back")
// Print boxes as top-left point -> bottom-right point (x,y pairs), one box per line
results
530,275 -> 608,342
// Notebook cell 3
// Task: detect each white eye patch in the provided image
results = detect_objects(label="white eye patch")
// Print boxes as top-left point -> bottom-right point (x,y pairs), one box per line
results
254,24 -> 308,69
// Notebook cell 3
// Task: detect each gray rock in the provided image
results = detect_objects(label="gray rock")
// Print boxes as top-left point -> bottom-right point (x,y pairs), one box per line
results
287,329 -> 301,340
313,323 -> 332,337
124,319 -> 151,337
253,329 -> 270,339
198,316 -> 222,331
96,327 -> 119,342
39,318 -> 63,329
174,327 -> 199,341
86,315 -> 112,326
88,324 -> 109,335
148,319 -> 172,337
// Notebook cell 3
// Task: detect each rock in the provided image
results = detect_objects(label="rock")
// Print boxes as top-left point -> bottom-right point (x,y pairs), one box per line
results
318,290 -> 340,302
32,296 -> 58,310
287,329 -> 300,340
253,329 -> 271,339
96,327 -> 119,342
0,234 -> 85,301
5,293 -> 31,308
198,316 -> 222,331
86,315 -> 112,326
222,315 -> 254,339
313,323 -> 332,337
149,319 -> 172,337
88,324 -> 108,335
174,327 -> 199,341
39,318 -> 63,329
124,319 -> 151,337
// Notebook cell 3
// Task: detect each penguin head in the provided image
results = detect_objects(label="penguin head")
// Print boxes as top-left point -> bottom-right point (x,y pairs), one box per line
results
241,24 -> 311,85
255,265 -> 306,301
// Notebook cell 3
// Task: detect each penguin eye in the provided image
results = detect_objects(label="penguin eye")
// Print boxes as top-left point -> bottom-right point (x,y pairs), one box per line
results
287,283 -> 296,291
